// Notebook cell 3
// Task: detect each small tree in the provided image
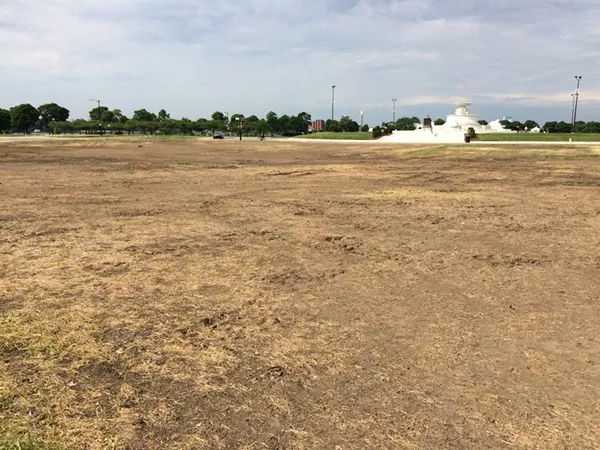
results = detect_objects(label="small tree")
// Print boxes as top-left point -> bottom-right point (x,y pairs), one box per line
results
372,126 -> 383,139
467,127 -> 477,139
434,118 -> 445,126
360,124 -> 369,132
478,120 -> 488,126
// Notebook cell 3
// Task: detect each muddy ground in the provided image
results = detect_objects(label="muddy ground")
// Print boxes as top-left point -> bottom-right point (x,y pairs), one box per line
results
1,139 -> 599,449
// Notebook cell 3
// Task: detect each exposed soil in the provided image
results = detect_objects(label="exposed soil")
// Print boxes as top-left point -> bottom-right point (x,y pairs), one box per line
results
1,140 -> 600,449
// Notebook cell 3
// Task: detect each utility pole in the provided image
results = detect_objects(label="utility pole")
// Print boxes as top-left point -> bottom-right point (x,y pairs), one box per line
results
392,98 -> 398,123
331,85 -> 336,121
573,76 -> 582,132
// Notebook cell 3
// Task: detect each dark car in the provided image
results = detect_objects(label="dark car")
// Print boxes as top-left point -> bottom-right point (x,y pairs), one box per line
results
213,131 -> 224,139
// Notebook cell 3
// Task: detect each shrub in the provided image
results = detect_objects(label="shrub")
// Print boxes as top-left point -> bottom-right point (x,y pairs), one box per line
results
467,127 -> 477,139
372,126 -> 383,139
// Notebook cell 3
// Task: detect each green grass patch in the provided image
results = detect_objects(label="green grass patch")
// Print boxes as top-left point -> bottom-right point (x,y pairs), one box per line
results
0,433 -> 48,450
293,132 -> 373,140
396,145 -> 600,159
477,133 -> 600,142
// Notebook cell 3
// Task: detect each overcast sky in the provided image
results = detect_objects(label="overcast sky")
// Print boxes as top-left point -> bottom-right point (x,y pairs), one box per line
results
1,0 -> 599,125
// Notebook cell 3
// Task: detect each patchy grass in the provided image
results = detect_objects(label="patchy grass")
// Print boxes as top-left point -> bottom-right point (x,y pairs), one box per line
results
393,145 -> 600,159
399,146 -> 449,157
293,132 -> 373,140
1,139 -> 600,448
0,434 -> 48,450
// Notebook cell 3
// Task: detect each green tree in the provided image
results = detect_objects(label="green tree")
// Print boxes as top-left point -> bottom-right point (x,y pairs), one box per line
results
266,111 -> 279,135
278,115 -> 291,135
394,117 -> 419,131
158,109 -> 170,121
178,118 -> 193,135
38,103 -> 69,128
325,119 -> 340,132
0,108 -> 11,133
10,104 -> 39,133
372,126 -> 383,138
296,111 -> 312,134
100,110 -> 115,123
582,121 -> 600,133
89,106 -> 109,121
360,124 -> 369,132
255,119 -> 270,134
133,109 -> 157,121
340,116 -> 359,132
477,119 -> 488,126
434,118 -> 445,126
49,120 -> 74,134
112,109 -> 128,123
544,121 -> 573,133
211,111 -> 228,125
523,120 -> 539,130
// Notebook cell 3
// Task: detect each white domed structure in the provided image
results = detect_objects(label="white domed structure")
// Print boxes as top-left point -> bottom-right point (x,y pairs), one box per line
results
379,101 -> 514,143
441,102 -> 484,132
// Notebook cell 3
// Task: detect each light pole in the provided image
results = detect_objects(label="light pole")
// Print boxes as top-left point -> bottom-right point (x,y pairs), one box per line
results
89,98 -> 102,132
331,85 -> 336,121
392,98 -> 398,123
236,117 -> 243,141
571,93 -> 576,131
573,76 -> 582,132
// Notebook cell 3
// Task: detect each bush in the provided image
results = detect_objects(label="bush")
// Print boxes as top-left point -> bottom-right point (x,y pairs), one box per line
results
372,126 -> 383,139
467,127 -> 477,139
360,124 -> 369,132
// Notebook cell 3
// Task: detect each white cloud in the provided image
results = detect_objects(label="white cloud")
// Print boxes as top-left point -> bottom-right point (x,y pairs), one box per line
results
0,0 -> 599,123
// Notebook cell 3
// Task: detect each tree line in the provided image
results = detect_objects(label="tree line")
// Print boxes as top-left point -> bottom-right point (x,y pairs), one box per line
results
0,103 -> 317,137
2,102 -> 600,136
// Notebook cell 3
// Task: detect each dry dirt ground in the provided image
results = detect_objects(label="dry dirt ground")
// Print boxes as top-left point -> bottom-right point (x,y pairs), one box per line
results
1,139 -> 600,449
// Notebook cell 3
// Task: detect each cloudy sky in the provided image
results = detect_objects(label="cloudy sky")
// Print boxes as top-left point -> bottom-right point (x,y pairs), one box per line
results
1,0 -> 599,125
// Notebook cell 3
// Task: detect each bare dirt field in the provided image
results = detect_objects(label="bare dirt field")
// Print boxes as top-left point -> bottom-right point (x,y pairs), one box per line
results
1,139 -> 600,449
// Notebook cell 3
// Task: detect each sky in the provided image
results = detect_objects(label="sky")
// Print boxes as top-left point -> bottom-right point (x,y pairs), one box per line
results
1,0 -> 600,125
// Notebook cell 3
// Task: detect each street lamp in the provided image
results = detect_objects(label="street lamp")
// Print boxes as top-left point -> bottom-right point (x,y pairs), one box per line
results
573,76 -> 582,133
236,117 -> 243,141
39,115 -> 43,133
89,98 -> 102,132
392,99 -> 398,123
331,85 -> 336,121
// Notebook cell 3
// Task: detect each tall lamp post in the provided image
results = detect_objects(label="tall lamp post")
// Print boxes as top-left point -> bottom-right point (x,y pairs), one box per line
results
573,76 -> 582,132
331,85 -> 336,121
392,98 -> 398,123
89,98 -> 102,132
571,93 -> 576,131
236,117 -> 243,141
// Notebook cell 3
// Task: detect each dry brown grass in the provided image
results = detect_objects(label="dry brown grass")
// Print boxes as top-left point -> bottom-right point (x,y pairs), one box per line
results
1,140 -> 600,449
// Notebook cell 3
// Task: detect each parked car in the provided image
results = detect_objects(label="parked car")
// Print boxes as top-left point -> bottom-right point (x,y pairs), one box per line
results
213,131 -> 224,139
